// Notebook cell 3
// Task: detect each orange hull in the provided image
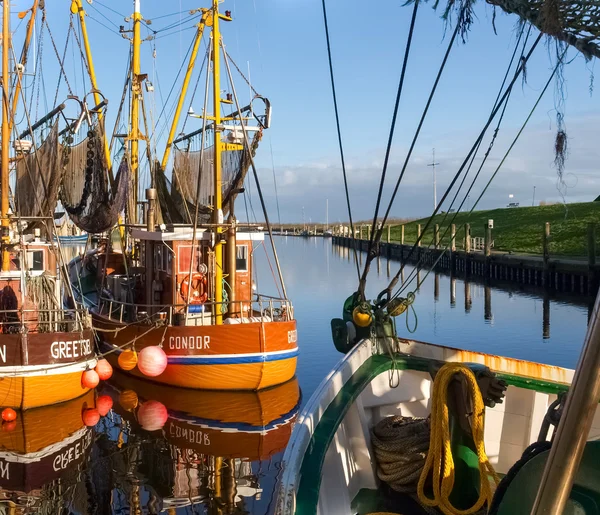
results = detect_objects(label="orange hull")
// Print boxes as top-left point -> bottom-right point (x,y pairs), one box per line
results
94,313 -> 298,390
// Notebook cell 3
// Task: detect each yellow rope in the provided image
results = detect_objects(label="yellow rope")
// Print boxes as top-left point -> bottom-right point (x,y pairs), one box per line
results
417,362 -> 499,515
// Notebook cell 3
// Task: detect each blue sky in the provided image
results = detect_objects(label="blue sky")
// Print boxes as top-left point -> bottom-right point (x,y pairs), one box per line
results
11,0 -> 600,223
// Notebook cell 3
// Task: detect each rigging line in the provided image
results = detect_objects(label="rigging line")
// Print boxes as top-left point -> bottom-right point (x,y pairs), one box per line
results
85,14 -> 121,36
363,0 -> 419,286
222,44 -> 289,299
94,0 -> 127,19
181,48 -> 208,134
385,32 -> 543,299
320,0 -> 360,280
417,23 -> 530,255
151,9 -> 190,20
47,20 -> 73,103
269,136 -> 282,228
225,50 -> 259,97
154,24 -> 198,41
153,14 -> 201,34
86,2 -> 121,31
397,52 -> 566,297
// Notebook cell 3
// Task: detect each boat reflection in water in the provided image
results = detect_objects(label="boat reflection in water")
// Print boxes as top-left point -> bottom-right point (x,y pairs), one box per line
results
0,391 -> 96,513
99,372 -> 301,514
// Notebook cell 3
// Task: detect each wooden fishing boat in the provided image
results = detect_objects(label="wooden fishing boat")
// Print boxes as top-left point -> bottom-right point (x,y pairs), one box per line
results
68,0 -> 297,391
0,2 -> 97,409
0,391 -> 95,511
101,372 -> 300,512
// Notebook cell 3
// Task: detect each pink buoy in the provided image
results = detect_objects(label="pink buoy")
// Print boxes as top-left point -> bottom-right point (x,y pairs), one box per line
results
82,369 -> 100,389
137,400 -> 168,431
137,346 -> 168,377
96,395 -> 114,416
95,359 -> 113,381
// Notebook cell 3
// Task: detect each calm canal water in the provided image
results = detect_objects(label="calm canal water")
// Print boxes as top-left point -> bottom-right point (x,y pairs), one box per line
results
0,236 -> 591,513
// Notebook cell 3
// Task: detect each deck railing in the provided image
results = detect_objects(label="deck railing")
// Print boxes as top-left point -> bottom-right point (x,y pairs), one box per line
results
0,308 -> 90,333
97,294 -> 294,326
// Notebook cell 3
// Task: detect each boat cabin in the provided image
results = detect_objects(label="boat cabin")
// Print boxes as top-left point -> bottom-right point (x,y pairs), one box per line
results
103,226 -> 263,325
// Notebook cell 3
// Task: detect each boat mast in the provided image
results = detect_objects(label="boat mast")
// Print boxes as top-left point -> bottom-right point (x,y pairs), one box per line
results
212,0 -> 224,325
2,0 -> 10,271
130,0 -> 142,224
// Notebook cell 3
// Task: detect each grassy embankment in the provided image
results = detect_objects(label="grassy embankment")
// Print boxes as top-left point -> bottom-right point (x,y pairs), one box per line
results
386,202 -> 600,257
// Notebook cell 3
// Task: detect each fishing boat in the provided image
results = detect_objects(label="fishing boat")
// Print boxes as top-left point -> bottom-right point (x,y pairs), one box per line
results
277,0 -> 600,512
0,1 -> 98,409
100,373 -> 300,512
0,391 -> 95,512
68,0 -> 297,391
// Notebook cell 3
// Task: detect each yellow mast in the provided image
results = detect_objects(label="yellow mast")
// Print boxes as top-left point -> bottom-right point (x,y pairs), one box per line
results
212,0 -> 225,325
2,0 -> 11,271
70,0 -> 112,175
130,0 -> 142,224
160,10 -> 208,171
10,0 -> 39,130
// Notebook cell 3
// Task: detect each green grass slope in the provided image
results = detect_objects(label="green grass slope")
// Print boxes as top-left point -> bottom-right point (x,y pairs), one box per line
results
388,202 -> 600,256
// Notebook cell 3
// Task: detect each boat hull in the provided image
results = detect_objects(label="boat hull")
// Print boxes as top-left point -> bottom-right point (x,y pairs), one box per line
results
93,313 -> 298,390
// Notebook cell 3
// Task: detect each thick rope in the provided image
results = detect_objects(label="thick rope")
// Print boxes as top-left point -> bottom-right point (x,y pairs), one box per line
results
417,363 -> 499,515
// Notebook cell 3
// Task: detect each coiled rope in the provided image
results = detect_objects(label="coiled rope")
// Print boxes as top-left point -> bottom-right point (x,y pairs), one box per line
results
417,363 -> 499,515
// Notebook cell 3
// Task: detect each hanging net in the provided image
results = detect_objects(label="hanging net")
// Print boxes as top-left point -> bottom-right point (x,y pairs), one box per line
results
60,121 -> 129,233
15,122 -> 62,225
156,128 -> 262,224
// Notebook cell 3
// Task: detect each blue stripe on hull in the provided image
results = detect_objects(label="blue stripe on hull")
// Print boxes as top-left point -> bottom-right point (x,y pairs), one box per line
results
100,342 -> 299,365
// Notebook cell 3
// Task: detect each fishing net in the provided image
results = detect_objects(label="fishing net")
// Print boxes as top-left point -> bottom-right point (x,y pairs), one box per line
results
60,121 -> 129,233
15,122 -> 62,227
421,0 -> 600,59
156,128 -> 262,224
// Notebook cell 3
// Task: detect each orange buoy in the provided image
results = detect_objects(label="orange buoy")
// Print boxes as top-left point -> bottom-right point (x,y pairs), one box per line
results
82,369 -> 100,389
119,390 -> 139,411
137,346 -> 168,377
2,421 -> 16,432
1,408 -> 16,422
95,359 -> 113,381
96,395 -> 114,416
118,350 -> 138,371
82,408 -> 100,427
138,400 -> 168,431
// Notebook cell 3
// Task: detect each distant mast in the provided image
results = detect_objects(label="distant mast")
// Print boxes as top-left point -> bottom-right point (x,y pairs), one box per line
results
326,199 -> 329,231
428,148 -> 440,211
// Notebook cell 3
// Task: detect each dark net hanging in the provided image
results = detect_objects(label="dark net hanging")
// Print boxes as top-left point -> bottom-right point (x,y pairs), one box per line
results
155,128 -> 263,224
15,121 -> 62,224
60,121 -> 129,233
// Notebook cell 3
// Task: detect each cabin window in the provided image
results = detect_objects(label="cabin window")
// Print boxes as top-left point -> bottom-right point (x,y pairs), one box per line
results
26,250 -> 44,271
165,250 -> 173,275
154,245 -> 163,271
236,245 -> 248,272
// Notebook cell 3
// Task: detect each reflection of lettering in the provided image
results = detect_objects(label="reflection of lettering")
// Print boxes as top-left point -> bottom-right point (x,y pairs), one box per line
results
52,431 -> 93,471
0,345 -> 5,363
169,336 -> 210,350
169,422 -> 210,446
0,461 -> 8,480
50,339 -> 92,360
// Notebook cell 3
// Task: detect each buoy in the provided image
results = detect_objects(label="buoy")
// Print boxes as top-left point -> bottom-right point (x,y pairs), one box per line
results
82,408 -> 100,427
138,400 -> 168,431
2,421 -> 16,432
352,303 -> 373,327
95,359 -> 113,381
118,349 -> 138,371
81,369 -> 100,389
119,390 -> 139,411
2,408 -> 16,422
137,346 -> 168,377
96,395 -> 113,416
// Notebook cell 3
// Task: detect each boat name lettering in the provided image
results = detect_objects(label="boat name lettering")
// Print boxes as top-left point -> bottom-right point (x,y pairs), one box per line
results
53,431 -> 93,471
50,339 -> 92,360
288,330 -> 297,344
169,336 -> 210,350
169,422 -> 211,446
0,461 -> 8,480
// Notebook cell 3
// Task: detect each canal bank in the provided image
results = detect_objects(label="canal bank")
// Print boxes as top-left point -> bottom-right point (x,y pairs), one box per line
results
333,234 -> 599,296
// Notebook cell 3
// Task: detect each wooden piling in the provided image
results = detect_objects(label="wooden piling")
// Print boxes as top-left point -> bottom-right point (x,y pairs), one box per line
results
543,222 -> 550,286
465,224 -> 471,253
387,224 -> 391,243
434,224 -> 440,250
451,224 -> 456,252
417,224 -> 422,247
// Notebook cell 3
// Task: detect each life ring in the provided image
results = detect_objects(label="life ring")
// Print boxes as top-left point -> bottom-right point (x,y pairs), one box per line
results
180,273 -> 208,304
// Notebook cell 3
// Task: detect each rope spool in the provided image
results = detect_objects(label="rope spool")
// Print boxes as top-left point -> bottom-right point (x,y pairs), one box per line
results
372,416 -> 430,493
417,362 -> 499,515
